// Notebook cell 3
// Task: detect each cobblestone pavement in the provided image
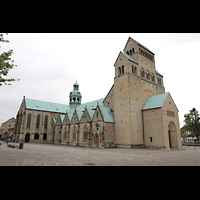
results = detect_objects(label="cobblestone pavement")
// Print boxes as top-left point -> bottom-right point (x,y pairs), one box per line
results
0,142 -> 200,166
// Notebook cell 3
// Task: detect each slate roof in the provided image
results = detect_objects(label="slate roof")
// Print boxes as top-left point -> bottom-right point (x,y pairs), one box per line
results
142,93 -> 169,111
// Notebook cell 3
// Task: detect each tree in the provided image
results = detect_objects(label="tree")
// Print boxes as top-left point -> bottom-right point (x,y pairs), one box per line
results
0,33 -> 19,86
181,130 -> 188,142
184,108 -> 200,143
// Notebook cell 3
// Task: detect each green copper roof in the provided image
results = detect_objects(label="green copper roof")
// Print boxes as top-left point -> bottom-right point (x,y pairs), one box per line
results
52,116 -> 57,124
87,109 -> 95,120
60,114 -> 65,123
75,98 -> 105,112
25,97 -> 114,123
142,93 -> 169,111
67,112 -> 73,122
156,70 -> 163,77
99,106 -> 115,123
76,111 -> 84,121
25,98 -> 70,113
122,52 -> 138,64
130,37 -> 155,55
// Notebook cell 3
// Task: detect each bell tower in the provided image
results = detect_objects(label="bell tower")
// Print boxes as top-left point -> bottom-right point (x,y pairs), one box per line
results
69,81 -> 82,108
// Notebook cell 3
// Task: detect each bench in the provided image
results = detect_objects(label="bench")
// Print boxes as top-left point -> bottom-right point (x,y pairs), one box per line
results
8,144 -> 19,149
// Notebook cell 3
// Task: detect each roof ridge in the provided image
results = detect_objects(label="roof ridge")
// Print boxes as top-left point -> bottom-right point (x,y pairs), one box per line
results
129,37 -> 155,55
25,98 -> 68,106
81,98 -> 104,105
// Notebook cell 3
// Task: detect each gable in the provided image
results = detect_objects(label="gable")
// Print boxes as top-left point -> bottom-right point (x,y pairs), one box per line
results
103,84 -> 114,104
56,115 -> 61,126
123,37 -> 136,52
92,106 -> 115,123
63,113 -> 70,125
162,93 -> 179,112
114,51 -> 138,67
142,93 -> 169,111
92,106 -> 103,122
70,111 -> 79,124
123,37 -> 155,55
18,97 -> 26,115
80,109 -> 91,123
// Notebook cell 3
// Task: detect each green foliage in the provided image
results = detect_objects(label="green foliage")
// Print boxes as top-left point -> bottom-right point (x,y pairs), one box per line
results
184,108 -> 200,143
0,33 -> 19,86
181,130 -> 188,141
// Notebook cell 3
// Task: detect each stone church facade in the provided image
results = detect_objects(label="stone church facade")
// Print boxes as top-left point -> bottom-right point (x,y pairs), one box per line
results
14,37 -> 182,149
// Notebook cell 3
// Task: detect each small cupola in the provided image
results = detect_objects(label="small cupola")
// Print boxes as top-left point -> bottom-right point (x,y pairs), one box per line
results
73,81 -> 79,90
69,81 -> 82,108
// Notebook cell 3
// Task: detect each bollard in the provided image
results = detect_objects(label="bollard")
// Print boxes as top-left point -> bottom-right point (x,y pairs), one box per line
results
19,143 -> 23,149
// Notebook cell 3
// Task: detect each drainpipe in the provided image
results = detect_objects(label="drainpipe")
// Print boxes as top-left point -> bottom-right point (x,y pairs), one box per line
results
142,110 -> 145,147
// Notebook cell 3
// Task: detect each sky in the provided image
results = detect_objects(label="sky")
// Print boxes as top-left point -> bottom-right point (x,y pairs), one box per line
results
1,33 -> 200,128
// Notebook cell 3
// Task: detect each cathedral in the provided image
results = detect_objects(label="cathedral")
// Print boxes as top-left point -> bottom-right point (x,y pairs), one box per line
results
14,37 -> 182,149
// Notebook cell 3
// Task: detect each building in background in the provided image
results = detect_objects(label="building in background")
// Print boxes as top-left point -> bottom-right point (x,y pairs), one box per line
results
0,117 -> 16,139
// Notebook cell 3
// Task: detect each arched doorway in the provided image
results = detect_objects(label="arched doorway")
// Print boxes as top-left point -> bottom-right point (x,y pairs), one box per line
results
25,133 -> 30,142
168,121 -> 178,149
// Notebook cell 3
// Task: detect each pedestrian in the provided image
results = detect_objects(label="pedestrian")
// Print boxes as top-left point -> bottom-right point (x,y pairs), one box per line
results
6,139 -> 8,146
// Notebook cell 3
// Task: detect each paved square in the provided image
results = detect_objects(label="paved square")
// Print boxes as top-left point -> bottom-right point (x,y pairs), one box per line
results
0,142 -> 200,166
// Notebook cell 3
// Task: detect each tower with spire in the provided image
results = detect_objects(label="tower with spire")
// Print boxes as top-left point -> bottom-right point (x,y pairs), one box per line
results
69,81 -> 82,108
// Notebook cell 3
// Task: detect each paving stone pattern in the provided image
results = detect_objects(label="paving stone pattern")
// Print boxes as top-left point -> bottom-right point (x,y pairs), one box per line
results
0,142 -> 200,166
